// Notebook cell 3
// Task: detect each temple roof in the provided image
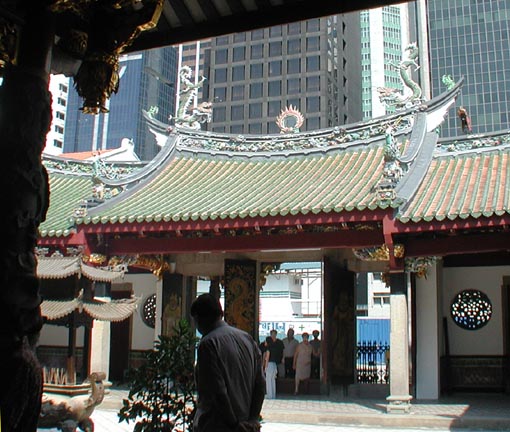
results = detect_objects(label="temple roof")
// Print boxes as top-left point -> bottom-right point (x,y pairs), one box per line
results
41,296 -> 139,322
37,256 -> 125,282
400,139 -> 510,223
38,80 -> 510,241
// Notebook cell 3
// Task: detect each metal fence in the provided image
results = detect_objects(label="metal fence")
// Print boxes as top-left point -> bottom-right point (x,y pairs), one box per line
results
356,341 -> 390,384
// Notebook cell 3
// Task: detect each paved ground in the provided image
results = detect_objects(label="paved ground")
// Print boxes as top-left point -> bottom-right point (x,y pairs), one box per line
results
39,388 -> 510,431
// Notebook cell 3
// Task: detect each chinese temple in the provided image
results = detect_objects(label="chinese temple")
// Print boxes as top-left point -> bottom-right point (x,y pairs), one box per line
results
0,1 -> 508,428
37,69 -> 510,411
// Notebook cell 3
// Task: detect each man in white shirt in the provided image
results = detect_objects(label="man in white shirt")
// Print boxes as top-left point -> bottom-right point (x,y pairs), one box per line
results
282,328 -> 299,378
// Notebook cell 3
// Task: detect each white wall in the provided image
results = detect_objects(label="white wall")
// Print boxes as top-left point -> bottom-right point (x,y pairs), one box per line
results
38,323 -> 85,347
442,266 -> 510,356
123,273 -> 159,351
415,261 -> 441,399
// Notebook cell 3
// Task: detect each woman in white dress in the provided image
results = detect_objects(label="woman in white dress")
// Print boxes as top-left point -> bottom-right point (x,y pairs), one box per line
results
293,332 -> 313,395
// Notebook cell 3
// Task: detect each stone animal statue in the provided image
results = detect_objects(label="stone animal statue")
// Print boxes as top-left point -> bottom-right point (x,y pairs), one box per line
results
38,372 -> 106,432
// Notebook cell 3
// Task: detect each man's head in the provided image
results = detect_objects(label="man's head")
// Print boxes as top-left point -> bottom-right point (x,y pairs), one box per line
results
312,330 -> 320,339
190,293 -> 223,336
270,329 -> 277,341
287,328 -> 294,339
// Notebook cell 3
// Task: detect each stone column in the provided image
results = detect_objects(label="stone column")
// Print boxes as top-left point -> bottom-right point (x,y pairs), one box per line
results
90,318 -> 111,381
386,272 -> 412,413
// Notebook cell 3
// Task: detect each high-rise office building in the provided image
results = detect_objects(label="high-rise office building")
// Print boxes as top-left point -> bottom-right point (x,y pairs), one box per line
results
202,15 -> 362,135
360,5 -> 411,120
427,0 -> 510,137
44,74 -> 70,156
63,47 -> 178,161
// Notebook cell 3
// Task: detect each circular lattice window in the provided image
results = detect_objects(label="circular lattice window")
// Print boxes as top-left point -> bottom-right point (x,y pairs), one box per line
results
141,294 -> 157,328
450,289 -> 492,330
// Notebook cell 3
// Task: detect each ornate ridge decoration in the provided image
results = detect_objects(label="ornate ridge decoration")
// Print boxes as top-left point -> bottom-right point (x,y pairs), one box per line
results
380,256 -> 438,287
353,244 -> 405,261
49,0 -> 164,114
276,105 -> 304,133
376,126 -> 405,204
43,157 -> 142,178
437,132 -> 510,153
178,115 -> 413,153
108,254 -> 173,279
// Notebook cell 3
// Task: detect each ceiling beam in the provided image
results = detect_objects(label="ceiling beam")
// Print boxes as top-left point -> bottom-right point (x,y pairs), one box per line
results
128,0 -> 406,51
105,229 -> 385,255
404,231 -> 510,257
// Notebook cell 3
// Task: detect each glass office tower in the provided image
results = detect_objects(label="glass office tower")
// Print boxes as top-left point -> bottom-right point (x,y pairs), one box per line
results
427,0 -> 510,137
64,47 -> 178,161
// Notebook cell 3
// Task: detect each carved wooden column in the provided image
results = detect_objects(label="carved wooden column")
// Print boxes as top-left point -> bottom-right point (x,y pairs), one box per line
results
223,259 -> 258,340
386,272 -> 413,413
0,4 -> 54,430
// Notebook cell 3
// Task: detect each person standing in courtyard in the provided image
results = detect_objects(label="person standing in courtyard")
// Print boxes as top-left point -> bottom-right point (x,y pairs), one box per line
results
191,293 -> 265,432
293,332 -> 313,395
310,329 -> 322,379
265,329 -> 284,399
282,328 -> 299,378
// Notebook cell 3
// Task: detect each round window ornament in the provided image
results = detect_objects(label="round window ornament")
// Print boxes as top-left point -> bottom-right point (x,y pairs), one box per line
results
450,289 -> 492,330
141,293 -> 157,328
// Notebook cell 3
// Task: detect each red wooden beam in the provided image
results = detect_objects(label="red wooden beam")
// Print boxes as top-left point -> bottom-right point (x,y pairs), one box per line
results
106,229 -> 385,255
79,209 -> 389,235
404,231 -> 510,257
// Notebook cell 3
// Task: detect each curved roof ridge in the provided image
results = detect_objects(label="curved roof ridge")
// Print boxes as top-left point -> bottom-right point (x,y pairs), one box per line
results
435,130 -> 510,156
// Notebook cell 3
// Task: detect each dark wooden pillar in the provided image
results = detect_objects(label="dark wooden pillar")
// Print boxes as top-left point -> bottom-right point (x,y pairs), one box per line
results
323,258 -> 356,391
0,4 -> 54,430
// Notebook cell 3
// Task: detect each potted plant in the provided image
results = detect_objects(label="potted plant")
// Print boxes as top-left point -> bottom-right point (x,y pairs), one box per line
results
119,319 -> 197,431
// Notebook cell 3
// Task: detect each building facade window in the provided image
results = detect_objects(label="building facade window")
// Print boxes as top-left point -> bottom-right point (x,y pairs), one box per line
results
214,87 -> 226,102
306,56 -> 320,72
251,29 -> 264,40
306,36 -> 320,52
250,63 -> 264,79
251,44 -> 264,59
215,68 -> 227,83
249,103 -> 263,118
288,22 -> 301,35
215,49 -> 228,64
268,101 -> 281,117
287,39 -> 301,54
249,123 -> 262,134
269,41 -> 282,57
287,78 -> 301,95
269,61 -> 282,76
233,46 -> 245,62
287,58 -> 301,74
250,82 -> 263,98
232,65 -> 245,81
213,106 -> 226,122
231,105 -> 244,121
268,80 -> 282,97
232,85 -> 244,101
306,76 -> 320,92
306,96 -> 321,112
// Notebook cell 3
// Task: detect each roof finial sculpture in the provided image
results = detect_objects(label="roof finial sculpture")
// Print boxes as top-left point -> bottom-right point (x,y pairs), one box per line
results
276,105 -> 304,133
377,42 -> 423,110
173,65 -> 212,129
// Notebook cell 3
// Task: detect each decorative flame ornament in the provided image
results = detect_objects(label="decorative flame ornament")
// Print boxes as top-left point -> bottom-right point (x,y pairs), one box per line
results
276,105 -> 304,133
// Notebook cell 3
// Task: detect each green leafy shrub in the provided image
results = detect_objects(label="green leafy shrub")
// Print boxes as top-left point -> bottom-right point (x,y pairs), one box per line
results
119,319 -> 198,431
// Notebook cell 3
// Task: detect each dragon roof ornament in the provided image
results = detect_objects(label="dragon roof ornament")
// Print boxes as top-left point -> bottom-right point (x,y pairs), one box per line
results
377,42 -> 424,110
172,66 -> 212,130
